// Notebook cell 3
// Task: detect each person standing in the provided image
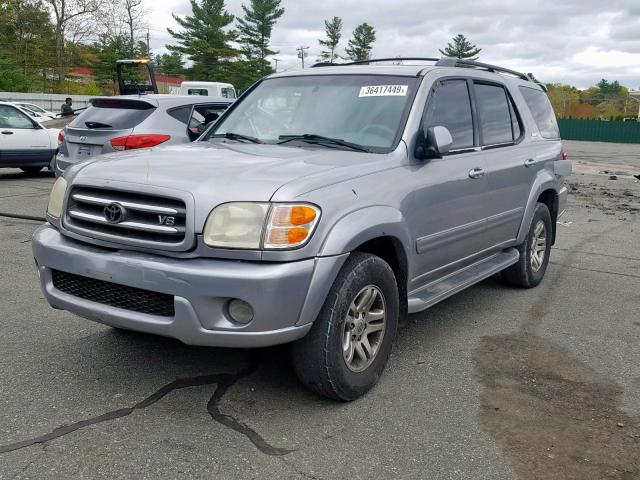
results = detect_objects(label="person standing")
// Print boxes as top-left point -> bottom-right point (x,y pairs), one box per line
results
61,97 -> 74,116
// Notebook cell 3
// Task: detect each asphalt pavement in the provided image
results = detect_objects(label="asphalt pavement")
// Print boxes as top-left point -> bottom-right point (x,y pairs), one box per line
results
0,141 -> 639,479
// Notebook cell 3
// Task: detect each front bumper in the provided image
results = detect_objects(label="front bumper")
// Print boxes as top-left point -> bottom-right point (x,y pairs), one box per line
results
32,224 -> 347,347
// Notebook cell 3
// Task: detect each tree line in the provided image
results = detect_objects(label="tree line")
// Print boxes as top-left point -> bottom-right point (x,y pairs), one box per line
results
547,79 -> 639,121
2,0 -> 637,120
0,0 -> 488,94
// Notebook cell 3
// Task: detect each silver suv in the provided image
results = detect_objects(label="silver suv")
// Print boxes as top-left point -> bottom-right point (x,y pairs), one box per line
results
33,58 -> 570,401
55,95 -> 232,176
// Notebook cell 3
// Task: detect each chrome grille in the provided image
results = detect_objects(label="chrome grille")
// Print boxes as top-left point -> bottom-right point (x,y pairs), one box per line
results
64,186 -> 187,247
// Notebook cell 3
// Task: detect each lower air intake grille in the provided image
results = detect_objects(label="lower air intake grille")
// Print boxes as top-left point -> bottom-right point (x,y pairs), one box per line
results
51,269 -> 175,317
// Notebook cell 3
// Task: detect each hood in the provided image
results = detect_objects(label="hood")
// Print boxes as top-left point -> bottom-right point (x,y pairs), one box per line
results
66,141 -> 388,230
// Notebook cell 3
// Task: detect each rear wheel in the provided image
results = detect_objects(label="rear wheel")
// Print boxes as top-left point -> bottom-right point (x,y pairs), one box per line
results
291,252 -> 399,401
502,202 -> 552,288
20,166 -> 43,174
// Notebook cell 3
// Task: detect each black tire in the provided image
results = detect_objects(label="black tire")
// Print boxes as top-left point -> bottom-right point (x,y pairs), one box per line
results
502,202 -> 552,288
291,252 -> 399,401
20,166 -> 43,174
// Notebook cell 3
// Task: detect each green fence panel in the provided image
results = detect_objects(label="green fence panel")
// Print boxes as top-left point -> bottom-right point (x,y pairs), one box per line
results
557,119 -> 640,144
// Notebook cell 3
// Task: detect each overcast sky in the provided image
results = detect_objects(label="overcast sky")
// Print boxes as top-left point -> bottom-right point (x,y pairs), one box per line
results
147,0 -> 640,89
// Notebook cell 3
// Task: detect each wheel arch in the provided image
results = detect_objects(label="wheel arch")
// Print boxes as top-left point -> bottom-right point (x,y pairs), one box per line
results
517,171 -> 560,245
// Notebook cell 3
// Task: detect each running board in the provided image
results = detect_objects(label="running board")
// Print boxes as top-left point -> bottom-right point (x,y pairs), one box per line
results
407,248 -> 520,314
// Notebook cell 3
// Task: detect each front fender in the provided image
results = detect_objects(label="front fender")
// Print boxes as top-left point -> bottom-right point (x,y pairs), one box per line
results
318,206 -> 413,257
516,169 -> 558,244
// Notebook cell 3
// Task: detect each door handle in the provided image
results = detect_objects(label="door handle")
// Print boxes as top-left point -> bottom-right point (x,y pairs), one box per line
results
1,131 -> 14,135
524,158 -> 536,167
468,168 -> 485,179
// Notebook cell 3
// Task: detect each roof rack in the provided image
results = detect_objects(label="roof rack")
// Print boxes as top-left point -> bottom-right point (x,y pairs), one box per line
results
311,57 -> 440,68
310,56 -> 532,83
434,57 -> 529,81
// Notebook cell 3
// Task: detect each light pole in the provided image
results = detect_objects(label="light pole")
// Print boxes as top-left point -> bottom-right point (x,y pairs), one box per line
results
296,46 -> 309,69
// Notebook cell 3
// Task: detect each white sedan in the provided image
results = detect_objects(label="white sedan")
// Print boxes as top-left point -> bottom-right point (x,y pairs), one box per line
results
0,102 -> 60,173
13,102 -> 57,121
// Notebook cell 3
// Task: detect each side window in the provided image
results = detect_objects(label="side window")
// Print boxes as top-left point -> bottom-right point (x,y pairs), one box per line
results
187,89 -> 208,96
188,104 -> 230,140
423,79 -> 474,150
474,83 -> 514,146
0,105 -> 35,129
519,86 -> 560,139
167,105 -> 191,124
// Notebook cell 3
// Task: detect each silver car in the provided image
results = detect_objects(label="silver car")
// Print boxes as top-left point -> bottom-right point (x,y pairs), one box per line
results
55,95 -> 232,176
35,58 -> 570,400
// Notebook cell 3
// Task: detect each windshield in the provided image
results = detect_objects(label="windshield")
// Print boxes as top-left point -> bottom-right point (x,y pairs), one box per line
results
205,74 -> 419,152
22,104 -> 45,114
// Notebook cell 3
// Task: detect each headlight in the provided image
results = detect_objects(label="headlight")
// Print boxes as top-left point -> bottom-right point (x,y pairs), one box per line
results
47,177 -> 67,218
203,202 -> 269,249
203,202 -> 320,250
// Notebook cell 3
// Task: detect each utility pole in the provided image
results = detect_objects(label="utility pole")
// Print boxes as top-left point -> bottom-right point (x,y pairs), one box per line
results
146,29 -> 151,58
296,46 -> 309,69
272,58 -> 280,72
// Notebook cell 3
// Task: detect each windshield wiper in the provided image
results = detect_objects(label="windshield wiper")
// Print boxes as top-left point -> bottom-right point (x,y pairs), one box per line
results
278,134 -> 370,152
85,121 -> 112,129
212,132 -> 263,144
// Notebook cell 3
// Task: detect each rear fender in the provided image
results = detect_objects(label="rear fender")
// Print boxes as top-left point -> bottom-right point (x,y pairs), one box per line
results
517,169 -> 558,244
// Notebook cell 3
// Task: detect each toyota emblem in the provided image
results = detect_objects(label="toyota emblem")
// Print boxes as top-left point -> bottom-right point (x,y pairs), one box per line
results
103,203 -> 124,223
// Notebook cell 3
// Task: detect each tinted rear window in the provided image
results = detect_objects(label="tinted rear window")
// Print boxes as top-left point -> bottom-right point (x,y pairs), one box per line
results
70,99 -> 155,130
519,86 -> 560,139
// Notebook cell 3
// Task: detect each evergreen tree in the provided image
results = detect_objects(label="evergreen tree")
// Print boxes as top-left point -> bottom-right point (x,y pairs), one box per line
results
345,22 -> 375,61
156,52 -> 186,77
439,34 -> 481,60
167,0 -> 237,81
318,16 -> 342,63
236,0 -> 284,62
92,33 -> 142,94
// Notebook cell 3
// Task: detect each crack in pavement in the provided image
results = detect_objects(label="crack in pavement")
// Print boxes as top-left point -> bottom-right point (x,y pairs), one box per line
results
0,358 -> 293,457
0,212 -> 46,222
552,247 -> 640,262
549,261 -> 640,279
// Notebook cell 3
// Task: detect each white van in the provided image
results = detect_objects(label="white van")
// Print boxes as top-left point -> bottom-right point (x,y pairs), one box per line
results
179,81 -> 236,99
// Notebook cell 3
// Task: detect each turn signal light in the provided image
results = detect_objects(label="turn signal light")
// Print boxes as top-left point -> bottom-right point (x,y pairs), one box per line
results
561,151 -> 568,161
264,204 -> 320,249
57,130 -> 65,145
110,134 -> 171,151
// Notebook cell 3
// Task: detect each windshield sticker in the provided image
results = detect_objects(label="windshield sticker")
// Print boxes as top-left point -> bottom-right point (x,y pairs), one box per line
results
359,85 -> 408,97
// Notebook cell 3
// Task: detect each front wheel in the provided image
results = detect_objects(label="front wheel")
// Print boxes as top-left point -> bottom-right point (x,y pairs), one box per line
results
502,202 -> 552,288
291,252 -> 399,401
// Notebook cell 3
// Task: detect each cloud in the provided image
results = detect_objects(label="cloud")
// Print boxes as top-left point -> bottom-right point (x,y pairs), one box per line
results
146,0 -> 640,88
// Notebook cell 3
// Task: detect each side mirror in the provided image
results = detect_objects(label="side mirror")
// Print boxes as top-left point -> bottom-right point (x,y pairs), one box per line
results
415,125 -> 453,159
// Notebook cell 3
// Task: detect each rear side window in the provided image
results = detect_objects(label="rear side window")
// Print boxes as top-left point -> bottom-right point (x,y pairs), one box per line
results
423,79 -> 474,150
519,86 -> 560,139
167,105 -> 191,124
187,89 -> 208,96
70,99 -> 155,130
474,83 -> 515,146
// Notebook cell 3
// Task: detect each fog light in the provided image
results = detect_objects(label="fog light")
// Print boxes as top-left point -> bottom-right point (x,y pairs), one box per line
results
228,299 -> 253,324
